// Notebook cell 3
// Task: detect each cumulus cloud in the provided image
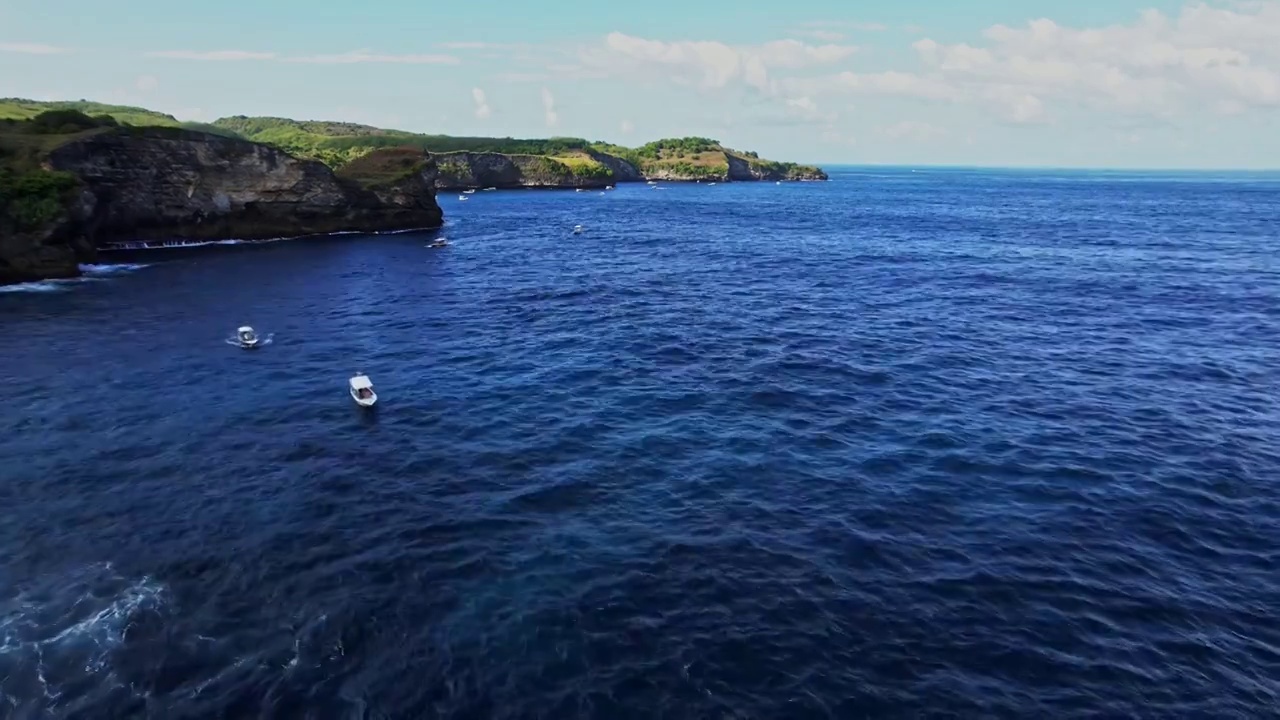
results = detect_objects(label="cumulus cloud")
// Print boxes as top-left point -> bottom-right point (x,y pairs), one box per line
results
0,42 -> 69,54
145,49 -> 459,64
541,87 -> 558,127
793,2 -> 1280,124
472,87 -> 491,119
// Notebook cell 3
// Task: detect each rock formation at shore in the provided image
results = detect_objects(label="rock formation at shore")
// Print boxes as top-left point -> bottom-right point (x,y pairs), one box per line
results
431,148 -> 826,190
0,114 -> 443,285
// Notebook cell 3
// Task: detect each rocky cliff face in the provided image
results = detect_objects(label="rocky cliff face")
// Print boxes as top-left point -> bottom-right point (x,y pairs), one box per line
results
433,151 -> 612,190
0,185 -> 97,285
43,127 -> 443,249
725,153 -> 828,182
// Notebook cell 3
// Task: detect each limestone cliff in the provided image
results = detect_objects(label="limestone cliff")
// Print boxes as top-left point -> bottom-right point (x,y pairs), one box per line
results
725,153 -> 828,182
45,127 -> 443,248
433,151 -> 612,190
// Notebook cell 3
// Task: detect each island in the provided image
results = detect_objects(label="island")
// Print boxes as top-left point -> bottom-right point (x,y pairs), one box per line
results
0,98 -> 828,285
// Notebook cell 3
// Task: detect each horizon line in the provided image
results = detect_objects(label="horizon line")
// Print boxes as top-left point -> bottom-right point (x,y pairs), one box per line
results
806,162 -> 1280,174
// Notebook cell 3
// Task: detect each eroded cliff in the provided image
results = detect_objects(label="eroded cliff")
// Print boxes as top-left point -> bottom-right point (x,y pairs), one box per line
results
46,127 -> 443,247
433,151 -> 613,190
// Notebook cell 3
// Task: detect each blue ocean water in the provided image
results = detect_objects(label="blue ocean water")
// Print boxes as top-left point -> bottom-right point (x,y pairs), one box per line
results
1,167 -> 1279,718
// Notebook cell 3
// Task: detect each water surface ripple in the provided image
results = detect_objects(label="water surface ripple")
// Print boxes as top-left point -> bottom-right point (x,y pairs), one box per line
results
2,168 -> 1279,718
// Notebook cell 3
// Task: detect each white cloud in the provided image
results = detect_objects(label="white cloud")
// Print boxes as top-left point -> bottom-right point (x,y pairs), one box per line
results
471,87 -> 491,119
145,50 -> 276,61
541,87 -> 558,127
286,50 -> 459,65
144,49 -> 459,64
0,42 -> 69,54
795,30 -> 847,43
782,3 -> 1280,125
798,20 -> 887,32
135,75 -> 158,92
580,32 -> 857,93
620,119 -> 634,134
879,120 -> 949,141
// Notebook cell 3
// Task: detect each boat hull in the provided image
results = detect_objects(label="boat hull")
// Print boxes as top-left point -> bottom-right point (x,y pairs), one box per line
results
351,390 -> 377,407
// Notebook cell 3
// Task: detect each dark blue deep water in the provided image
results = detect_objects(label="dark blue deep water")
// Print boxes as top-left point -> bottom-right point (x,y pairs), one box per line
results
2,168 -> 1279,718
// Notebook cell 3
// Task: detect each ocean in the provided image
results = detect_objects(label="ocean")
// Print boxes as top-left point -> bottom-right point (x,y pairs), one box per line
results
1,168 -> 1278,718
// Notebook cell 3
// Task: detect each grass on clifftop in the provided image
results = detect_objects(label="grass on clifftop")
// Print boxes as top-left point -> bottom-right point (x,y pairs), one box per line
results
334,147 -> 427,188
0,98 -> 244,138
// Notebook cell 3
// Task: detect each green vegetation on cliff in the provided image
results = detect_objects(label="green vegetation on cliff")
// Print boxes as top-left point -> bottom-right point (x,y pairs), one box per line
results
1,99 -> 826,184
0,98 -> 243,139
0,110 -> 104,232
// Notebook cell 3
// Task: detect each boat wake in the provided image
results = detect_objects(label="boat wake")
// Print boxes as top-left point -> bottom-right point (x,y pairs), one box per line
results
225,334 -> 274,347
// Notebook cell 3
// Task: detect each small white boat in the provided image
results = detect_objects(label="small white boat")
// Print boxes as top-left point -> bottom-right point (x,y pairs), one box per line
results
458,194 -> 469,201
463,189 -> 476,194
427,238 -> 449,248
708,182 -> 717,186
647,180 -> 657,185
572,224 -> 584,235
483,186 -> 496,191
776,181 -> 781,185
350,373 -> 377,407
575,188 -> 583,193
605,185 -> 614,190
226,325 -> 268,349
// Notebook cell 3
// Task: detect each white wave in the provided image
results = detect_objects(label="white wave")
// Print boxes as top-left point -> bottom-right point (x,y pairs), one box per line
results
0,279 -> 82,293
79,263 -> 150,276
0,264 -> 149,293
0,563 -> 166,691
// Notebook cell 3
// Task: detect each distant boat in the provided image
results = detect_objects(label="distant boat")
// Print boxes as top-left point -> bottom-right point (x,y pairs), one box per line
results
576,188 -> 584,192
458,194 -> 469,201
605,185 -> 614,190
647,180 -> 657,185
463,189 -> 476,194
350,373 -> 377,407
427,238 -> 449,248
572,224 -> 584,235
776,181 -> 781,185
708,182 -> 717,186
483,187 -> 496,191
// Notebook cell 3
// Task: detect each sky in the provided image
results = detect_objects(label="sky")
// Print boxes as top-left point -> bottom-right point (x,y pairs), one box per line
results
3,0 -> 1280,168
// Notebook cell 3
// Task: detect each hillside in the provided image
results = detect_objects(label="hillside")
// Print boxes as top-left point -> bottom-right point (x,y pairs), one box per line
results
213,116 -> 826,185
0,98 -> 243,138
1,99 -> 826,191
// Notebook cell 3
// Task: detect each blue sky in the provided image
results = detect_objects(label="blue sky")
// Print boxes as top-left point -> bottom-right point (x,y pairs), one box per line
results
3,0 -> 1279,168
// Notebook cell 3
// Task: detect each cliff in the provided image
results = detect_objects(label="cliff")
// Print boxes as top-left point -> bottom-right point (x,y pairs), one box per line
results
46,128 -> 443,246
432,151 -> 613,190
0,111 -> 443,284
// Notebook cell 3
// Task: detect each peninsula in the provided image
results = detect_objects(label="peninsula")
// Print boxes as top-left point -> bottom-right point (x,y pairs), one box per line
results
0,98 -> 828,285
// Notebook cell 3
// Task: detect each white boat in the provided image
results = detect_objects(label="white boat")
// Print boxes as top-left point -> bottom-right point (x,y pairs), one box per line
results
708,182 -> 717,186
458,194 -> 469,201
483,186 -> 496,191
776,181 -> 781,185
463,189 -> 476,194
605,185 -> 614,190
572,224 -> 584,235
226,325 -> 265,349
575,188 -> 583,192
647,180 -> 657,185
350,373 -> 377,407
427,238 -> 449,248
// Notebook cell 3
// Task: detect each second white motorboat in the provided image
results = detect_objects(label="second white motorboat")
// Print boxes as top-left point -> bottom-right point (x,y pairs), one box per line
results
349,373 -> 377,407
